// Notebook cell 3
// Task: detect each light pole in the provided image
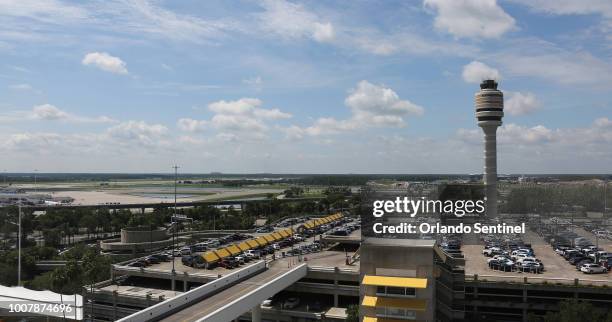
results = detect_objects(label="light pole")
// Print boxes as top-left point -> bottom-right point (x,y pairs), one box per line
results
34,169 -> 38,194
17,201 -> 21,286
172,165 -> 179,274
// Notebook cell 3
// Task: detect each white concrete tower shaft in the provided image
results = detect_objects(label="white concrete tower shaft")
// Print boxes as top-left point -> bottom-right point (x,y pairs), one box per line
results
475,80 -> 504,217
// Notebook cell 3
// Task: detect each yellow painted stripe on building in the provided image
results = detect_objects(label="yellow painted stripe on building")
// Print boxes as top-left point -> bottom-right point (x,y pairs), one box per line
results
226,245 -> 241,255
237,242 -> 251,251
202,251 -> 220,263
361,296 -> 426,311
214,248 -> 231,259
255,236 -> 268,246
246,239 -> 259,248
362,275 -> 427,289
363,317 -> 414,322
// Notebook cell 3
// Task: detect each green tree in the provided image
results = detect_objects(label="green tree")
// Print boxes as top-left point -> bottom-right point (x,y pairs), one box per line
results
345,304 -> 359,322
542,299 -> 612,322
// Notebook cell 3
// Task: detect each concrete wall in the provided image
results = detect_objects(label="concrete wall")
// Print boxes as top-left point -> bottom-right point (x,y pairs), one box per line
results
121,227 -> 168,243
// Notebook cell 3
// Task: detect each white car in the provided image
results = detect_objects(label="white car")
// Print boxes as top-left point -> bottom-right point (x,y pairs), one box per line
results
589,251 -> 609,260
483,247 -> 501,256
580,263 -> 608,274
262,299 -> 273,308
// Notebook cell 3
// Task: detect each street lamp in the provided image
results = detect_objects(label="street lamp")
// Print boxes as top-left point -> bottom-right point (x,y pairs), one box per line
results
6,201 -> 22,286
172,165 -> 179,274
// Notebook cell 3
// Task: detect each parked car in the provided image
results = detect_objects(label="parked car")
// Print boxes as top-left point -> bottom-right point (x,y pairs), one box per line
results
127,261 -> 145,267
245,250 -> 261,259
283,297 -> 300,309
580,263 -> 608,274
483,247 -> 501,257
180,247 -> 192,256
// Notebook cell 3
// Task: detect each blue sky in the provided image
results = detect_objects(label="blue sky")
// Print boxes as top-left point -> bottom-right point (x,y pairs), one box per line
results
0,0 -> 611,173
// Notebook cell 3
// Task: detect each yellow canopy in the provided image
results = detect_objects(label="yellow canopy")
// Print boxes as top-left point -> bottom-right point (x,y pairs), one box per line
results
361,296 -> 426,311
278,230 -> 289,238
214,248 -> 231,259
272,232 -> 283,240
362,275 -> 427,289
363,316 -> 412,322
255,236 -> 268,246
304,222 -> 314,229
237,241 -> 251,251
202,251 -> 220,263
263,234 -> 275,242
226,245 -> 241,256
246,239 -> 259,248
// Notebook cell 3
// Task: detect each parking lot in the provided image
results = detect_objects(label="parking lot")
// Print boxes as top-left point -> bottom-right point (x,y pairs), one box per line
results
464,229 -> 612,283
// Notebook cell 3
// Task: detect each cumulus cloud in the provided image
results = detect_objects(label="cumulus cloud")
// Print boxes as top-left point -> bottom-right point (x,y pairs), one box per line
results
424,0 -> 516,38
257,0 -> 336,43
82,52 -> 128,74
458,117 -> 612,147
178,98 -> 292,141
177,118 -> 207,132
31,104 -> 69,120
0,104 -> 116,124
505,92 -> 540,115
288,81 -> 424,138
462,61 -> 501,83
106,121 -> 168,147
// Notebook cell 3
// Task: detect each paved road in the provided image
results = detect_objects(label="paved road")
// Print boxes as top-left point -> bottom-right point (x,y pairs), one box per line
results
159,261 -> 293,322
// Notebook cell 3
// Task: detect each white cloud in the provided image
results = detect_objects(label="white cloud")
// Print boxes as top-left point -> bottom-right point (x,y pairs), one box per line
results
0,0 -> 88,23
505,92 -> 540,116
177,118 -> 207,132
82,52 -> 128,74
8,83 -> 32,90
291,81 -> 424,138
31,104 -> 69,120
106,121 -> 168,147
493,45 -> 612,86
257,0 -> 335,43
178,98 -> 292,138
510,0 -> 612,18
424,0 -> 516,38
253,108 -> 292,120
462,61 -> 501,83
312,22 -> 335,42
243,76 -> 263,88
594,117 -> 612,128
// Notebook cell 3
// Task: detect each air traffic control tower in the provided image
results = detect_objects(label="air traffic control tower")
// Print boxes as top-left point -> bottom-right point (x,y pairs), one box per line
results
475,79 -> 504,217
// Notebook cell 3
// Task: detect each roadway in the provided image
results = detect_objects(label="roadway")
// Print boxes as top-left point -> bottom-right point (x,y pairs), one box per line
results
159,260 -> 298,322
21,197 -> 324,211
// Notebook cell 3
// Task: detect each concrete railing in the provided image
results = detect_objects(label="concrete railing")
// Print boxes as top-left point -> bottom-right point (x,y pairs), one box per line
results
116,260 -> 267,322
466,274 -> 612,287
194,264 -> 308,322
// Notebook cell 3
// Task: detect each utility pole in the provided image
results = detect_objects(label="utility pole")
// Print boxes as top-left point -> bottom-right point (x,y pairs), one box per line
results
172,165 -> 179,274
34,169 -> 38,194
18,200 -> 22,286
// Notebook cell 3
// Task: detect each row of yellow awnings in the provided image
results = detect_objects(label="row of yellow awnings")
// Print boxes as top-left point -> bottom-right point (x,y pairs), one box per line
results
301,213 -> 344,230
363,316 -> 417,322
361,296 -> 426,311
362,275 -> 428,289
200,228 -> 296,263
